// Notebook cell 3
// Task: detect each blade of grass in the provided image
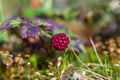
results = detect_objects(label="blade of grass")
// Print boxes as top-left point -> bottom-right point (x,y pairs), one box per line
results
84,69 -> 109,80
71,48 -> 109,80
89,37 -> 104,67
71,47 -> 90,70
74,67 -> 110,80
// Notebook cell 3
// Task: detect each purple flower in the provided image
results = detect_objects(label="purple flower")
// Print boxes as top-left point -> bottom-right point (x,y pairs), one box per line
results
0,16 -> 22,31
20,22 -> 40,38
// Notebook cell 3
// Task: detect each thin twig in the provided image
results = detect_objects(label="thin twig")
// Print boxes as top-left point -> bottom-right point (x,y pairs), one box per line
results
89,37 -> 104,67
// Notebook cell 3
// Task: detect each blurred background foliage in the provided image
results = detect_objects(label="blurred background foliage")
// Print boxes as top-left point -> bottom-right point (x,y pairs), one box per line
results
1,0 -> 120,41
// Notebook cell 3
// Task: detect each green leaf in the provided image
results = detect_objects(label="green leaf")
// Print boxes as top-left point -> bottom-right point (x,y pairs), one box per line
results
36,20 -> 50,26
41,30 -> 46,35
10,20 -> 21,27
29,55 -> 38,69
0,31 -> 8,42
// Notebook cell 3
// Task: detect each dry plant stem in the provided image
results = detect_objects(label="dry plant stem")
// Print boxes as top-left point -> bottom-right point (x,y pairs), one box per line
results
13,62 -> 17,74
6,64 -> 11,78
89,37 -> 104,67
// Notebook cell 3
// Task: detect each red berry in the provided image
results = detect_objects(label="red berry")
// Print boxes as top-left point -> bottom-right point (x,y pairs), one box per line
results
51,33 -> 70,51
